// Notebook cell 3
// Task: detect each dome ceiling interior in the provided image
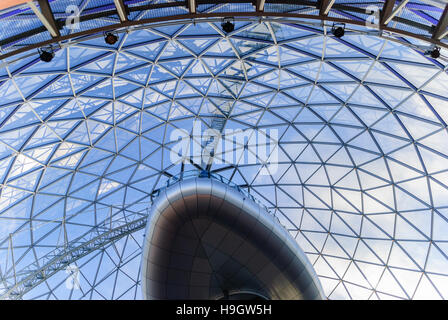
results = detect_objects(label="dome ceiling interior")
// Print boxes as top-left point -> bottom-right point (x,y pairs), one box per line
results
0,10 -> 447,300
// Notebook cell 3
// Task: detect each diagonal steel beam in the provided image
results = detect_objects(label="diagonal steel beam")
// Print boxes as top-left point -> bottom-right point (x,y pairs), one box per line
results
0,216 -> 148,300
28,0 -> 60,38
319,0 -> 335,16
0,170 -> 273,300
2,5 -> 448,62
256,0 -> 266,12
113,0 -> 128,22
380,0 -> 395,25
433,3 -> 448,40
382,0 -> 409,25
188,0 -> 196,13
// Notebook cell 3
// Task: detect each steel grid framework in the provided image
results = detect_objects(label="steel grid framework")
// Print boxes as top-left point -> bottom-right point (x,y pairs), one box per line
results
1,0 -> 448,62
0,13 -> 447,300
1,214 -> 147,299
1,170 -> 277,300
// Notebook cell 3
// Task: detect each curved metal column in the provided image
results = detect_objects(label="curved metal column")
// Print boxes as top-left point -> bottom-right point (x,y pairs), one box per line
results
141,177 -> 325,300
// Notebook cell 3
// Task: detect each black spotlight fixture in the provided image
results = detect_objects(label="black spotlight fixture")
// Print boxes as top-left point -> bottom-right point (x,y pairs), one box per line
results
331,23 -> 345,38
221,18 -> 235,33
104,32 -> 119,45
430,46 -> 440,59
38,48 -> 54,63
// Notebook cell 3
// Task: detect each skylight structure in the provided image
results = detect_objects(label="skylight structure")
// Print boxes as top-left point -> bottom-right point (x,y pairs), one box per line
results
0,0 -> 448,300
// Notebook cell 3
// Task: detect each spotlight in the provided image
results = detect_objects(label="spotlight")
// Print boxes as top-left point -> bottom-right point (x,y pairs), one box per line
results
221,18 -> 234,33
38,48 -> 54,63
104,32 -> 119,45
331,23 -> 345,38
430,46 -> 440,59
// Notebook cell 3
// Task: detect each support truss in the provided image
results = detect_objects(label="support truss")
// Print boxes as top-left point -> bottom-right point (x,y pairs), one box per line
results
188,0 -> 196,14
28,0 -> 60,37
319,0 -> 335,16
113,0 -> 128,22
1,0 -> 447,62
203,94 -> 235,171
380,0 -> 395,26
256,0 -> 266,12
0,215 -> 148,300
382,0 -> 409,25
0,170 -> 281,300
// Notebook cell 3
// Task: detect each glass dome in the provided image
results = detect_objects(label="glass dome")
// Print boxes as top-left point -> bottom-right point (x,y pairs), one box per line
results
0,0 -> 448,300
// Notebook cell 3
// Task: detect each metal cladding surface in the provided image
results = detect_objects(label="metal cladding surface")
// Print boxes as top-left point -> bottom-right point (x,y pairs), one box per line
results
141,177 -> 325,300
